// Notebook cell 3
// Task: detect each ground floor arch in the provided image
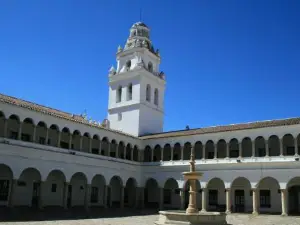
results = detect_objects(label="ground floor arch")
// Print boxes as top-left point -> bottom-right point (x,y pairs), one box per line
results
144,178 -> 159,208
124,178 -> 137,208
109,176 -> 123,208
164,178 -> 179,209
231,177 -> 252,213
206,178 -> 225,212
69,172 -> 87,207
0,164 -> 13,206
91,174 -> 106,207
44,170 -> 66,207
287,177 -> 300,215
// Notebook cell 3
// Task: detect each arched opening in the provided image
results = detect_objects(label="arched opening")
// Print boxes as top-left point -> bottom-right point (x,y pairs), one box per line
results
109,176 -> 123,208
124,178 -> 137,207
45,170 -> 66,207
69,172 -> 87,207
206,178 -> 226,212
91,135 -> 100,155
164,178 -> 179,209
0,164 -> 13,204
18,168 -> 42,208
125,144 -> 132,160
101,137 -> 109,156
21,118 -> 35,142
0,111 -> 6,137
144,178 -> 159,208
146,84 -> 151,102
268,135 -> 280,156
60,127 -> 71,149
256,177 -> 281,214
153,145 -> 161,162
72,130 -> 81,150
231,177 -> 252,213
154,88 -> 159,106
148,62 -> 153,72
91,174 -> 106,207
287,177 -> 300,214
126,60 -> 131,70
36,121 -> 48,145
205,140 -> 215,159
282,134 -> 295,156
133,145 -> 139,161
116,86 -> 122,103
118,142 -> 125,159
82,132 -> 91,153
183,142 -> 192,160
184,180 -> 201,210
173,143 -> 181,161
7,115 -> 20,140
144,146 -> 151,162
255,136 -> 266,157
217,139 -> 226,158
127,83 -> 133,101
241,137 -> 252,157
163,144 -> 171,161
194,141 -> 203,159
229,138 -> 239,158
49,124 -> 59,147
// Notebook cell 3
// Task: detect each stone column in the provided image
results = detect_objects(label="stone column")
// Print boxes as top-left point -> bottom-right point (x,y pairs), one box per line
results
124,147 -> 126,159
280,138 -> 284,156
39,181 -> 44,210
68,134 -> 72,149
79,136 -> 83,151
115,144 -> 119,158
294,137 -> 298,155
171,147 -> 174,161
214,144 -> 217,159
136,187 -> 144,208
252,140 -> 255,157
3,119 -> 7,138
8,179 -> 16,208
131,148 -> 134,161
120,186 -> 124,208
63,182 -> 69,209
159,188 -> 164,210
103,185 -> 108,208
181,146 -> 183,160
161,148 -> 164,162
84,184 -> 91,211
32,126 -> 37,142
226,144 -> 229,158
45,129 -> 49,145
265,140 -> 269,157
180,188 -> 185,210
225,188 -> 231,214
89,138 -> 92,153
201,188 -> 207,212
281,189 -> 288,216
252,189 -> 258,215
202,144 -> 206,159
57,132 -> 61,148
151,148 -> 154,162
18,123 -> 22,140
239,142 -> 242,158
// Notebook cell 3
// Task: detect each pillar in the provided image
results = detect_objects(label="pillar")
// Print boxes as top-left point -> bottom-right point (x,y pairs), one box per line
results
225,188 -> 231,214
3,119 -> 7,138
39,181 -> 44,210
18,122 -> 22,140
136,187 -> 144,208
32,126 -> 37,142
181,146 -> 183,160
214,144 -> 217,159
281,189 -> 287,216
84,184 -> 91,211
159,188 -> 164,210
8,179 -> 16,208
68,134 -> 72,149
79,136 -> 83,151
115,144 -> 119,158
294,137 -> 298,155
103,185 -> 108,208
45,128 -> 49,145
265,140 -> 269,157
201,188 -> 207,212
280,138 -> 284,156
226,144 -> 229,158
180,188 -> 185,210
252,188 -> 258,215
63,182 -> 69,209
131,148 -> 134,161
57,132 -> 61,148
202,144 -> 206,159
89,138 -> 92,153
161,148 -> 164,162
239,142 -> 242,158
186,180 -> 198,214
120,186 -> 124,208
171,147 -> 174,161
252,140 -> 255,157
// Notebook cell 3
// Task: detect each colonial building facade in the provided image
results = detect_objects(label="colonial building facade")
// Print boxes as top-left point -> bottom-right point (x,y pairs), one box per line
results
0,22 -> 300,217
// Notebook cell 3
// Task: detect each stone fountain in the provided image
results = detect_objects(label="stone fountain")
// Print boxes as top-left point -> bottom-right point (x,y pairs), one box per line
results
155,148 -> 227,225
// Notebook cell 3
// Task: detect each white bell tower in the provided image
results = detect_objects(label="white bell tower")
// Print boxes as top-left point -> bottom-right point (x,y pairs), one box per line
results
107,22 -> 166,136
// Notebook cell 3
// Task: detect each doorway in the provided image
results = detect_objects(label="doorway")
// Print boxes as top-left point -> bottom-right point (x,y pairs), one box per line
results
234,190 -> 245,212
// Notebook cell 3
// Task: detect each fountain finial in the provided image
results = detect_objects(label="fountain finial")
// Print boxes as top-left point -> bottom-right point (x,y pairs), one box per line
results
189,146 -> 195,172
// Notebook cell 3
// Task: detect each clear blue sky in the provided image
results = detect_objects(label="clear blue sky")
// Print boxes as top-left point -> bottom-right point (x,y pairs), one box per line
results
0,0 -> 300,132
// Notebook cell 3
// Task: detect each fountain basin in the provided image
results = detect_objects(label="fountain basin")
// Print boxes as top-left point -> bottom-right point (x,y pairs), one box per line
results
182,172 -> 203,180
155,210 -> 227,225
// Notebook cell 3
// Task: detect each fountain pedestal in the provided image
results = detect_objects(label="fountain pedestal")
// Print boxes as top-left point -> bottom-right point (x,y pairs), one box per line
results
155,148 -> 227,225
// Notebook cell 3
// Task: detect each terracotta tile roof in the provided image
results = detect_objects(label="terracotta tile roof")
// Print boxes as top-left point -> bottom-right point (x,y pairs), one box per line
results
0,93 -> 138,139
140,117 -> 300,140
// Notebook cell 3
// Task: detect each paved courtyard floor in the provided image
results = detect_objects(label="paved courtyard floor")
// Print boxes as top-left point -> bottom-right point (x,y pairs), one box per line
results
2,208 -> 300,225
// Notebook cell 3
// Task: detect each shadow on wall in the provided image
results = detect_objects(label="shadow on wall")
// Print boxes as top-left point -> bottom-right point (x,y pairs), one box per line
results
0,206 -> 158,222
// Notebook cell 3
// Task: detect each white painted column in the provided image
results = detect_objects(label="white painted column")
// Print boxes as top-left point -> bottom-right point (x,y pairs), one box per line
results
99,140 -> 102,155
294,137 -> 298,155
45,128 -> 49,145
18,122 -> 22,140
239,142 -> 242,158
161,148 -> 164,161
280,138 -> 284,156
151,148 -> 154,162
225,188 -> 231,214
57,132 -> 61,148
180,146 -> 183,160
214,144 -> 217,159
124,146 -> 126,159
226,143 -> 229,158
68,134 -> 73,149
252,189 -> 258,215
32,126 -> 37,142
131,148 -> 134,161
103,185 -> 108,208
202,144 -> 206,159
120,186 -> 124,208
201,188 -> 207,212
281,189 -> 287,216
115,144 -> 119,158
252,140 -> 255,157
180,188 -> 185,210
136,187 -> 144,208
3,119 -> 7,137
8,179 -> 16,207
171,147 -> 174,161
159,188 -> 164,210
79,136 -> 83,151
89,138 -> 92,153
84,184 -> 91,211
63,182 -> 69,209
265,140 -> 269,157
39,181 -> 44,210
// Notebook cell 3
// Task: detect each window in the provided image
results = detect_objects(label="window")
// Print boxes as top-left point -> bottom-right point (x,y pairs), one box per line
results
51,184 -> 57,193
209,190 -> 218,206
118,113 -> 122,121
39,137 -> 45,145
91,187 -> 98,203
126,60 -> 131,70
260,190 -> 271,208
146,84 -> 151,102
148,62 -> 153,72
116,86 -> 122,103
127,83 -> 133,101
0,180 -> 9,201
154,88 -> 159,106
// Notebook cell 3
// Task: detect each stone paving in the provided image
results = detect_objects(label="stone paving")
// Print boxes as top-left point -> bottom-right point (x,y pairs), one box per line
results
2,208 -> 300,225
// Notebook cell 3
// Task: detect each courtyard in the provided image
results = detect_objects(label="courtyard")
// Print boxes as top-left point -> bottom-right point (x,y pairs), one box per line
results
2,208 -> 300,225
